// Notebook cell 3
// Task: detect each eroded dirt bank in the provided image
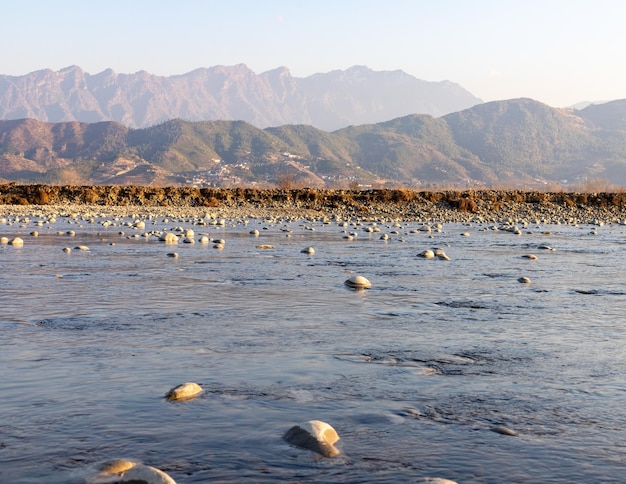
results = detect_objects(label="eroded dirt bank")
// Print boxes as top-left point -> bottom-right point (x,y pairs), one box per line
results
1,183 -> 625,223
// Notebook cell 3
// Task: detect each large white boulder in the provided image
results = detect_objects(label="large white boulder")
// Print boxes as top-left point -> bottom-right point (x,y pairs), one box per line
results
283,420 -> 340,457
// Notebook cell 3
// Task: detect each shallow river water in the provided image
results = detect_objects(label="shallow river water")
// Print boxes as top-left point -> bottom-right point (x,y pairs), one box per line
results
1,213 -> 625,483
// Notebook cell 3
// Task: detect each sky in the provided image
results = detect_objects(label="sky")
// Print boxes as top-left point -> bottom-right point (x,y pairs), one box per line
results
2,0 -> 625,107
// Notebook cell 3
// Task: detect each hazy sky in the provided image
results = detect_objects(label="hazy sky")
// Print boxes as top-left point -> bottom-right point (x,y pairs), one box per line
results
2,0 -> 624,107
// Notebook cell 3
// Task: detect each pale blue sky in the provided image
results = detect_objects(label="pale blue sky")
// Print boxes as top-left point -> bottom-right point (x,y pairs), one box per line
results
2,0 -> 624,107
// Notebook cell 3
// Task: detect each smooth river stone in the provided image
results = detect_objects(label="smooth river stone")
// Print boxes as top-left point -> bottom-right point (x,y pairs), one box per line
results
165,382 -> 202,401
256,244 -> 274,249
99,458 -> 138,475
301,246 -> 315,254
518,277 -> 531,284
0,236 -> 8,244
10,237 -> 24,246
159,233 -> 179,244
283,420 -> 340,457
345,275 -> 372,289
418,249 -> 435,259
491,425 -> 518,436
120,464 -> 177,483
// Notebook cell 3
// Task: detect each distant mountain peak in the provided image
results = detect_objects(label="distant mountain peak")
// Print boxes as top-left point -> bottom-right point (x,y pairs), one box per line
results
0,64 -> 482,131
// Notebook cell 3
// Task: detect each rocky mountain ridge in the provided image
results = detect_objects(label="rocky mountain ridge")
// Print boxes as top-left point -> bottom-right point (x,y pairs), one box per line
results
0,64 -> 482,131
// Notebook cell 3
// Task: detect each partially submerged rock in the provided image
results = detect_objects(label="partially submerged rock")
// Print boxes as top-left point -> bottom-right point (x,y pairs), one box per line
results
491,425 -> 518,436
120,464 -> 177,483
345,275 -> 372,289
165,382 -> 202,401
159,232 -> 179,244
283,420 -> 340,457
9,237 -> 24,246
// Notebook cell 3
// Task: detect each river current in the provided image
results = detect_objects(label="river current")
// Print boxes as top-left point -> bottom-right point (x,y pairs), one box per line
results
1,213 -> 625,483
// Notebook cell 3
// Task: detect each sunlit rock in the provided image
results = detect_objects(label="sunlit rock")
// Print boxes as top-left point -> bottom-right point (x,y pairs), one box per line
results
345,275 -> 372,289
120,464 -> 177,483
418,249 -> 435,259
522,254 -> 538,260
518,277 -> 531,284
75,245 -> 90,251
159,233 -> 179,244
63,247 -> 72,253
166,252 -> 179,259
165,382 -> 202,401
301,246 -> 315,254
100,458 -> 138,475
283,420 -> 340,457
256,244 -> 274,249
491,425 -> 518,436
10,237 -> 24,246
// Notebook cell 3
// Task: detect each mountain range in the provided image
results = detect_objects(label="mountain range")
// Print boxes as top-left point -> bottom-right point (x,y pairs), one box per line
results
0,65 -> 481,131
2,98 -> 626,188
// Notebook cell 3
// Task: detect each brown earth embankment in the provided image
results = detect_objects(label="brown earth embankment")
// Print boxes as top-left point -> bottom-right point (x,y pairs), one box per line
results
1,183 -> 625,223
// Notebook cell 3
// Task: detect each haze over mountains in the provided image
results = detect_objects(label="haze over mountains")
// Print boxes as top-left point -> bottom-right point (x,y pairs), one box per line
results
2,98 -> 626,188
0,65 -> 481,131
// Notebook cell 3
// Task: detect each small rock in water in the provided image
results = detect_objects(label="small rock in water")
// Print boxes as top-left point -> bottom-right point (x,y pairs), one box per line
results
256,244 -> 274,249
120,464 -> 177,483
165,382 -> 202,401
99,458 -> 138,475
0,236 -> 8,244
75,245 -> 90,251
345,275 -> 372,289
166,252 -> 179,259
159,232 -> 179,244
9,237 -> 24,246
491,425 -> 518,436
518,277 -> 531,284
522,254 -> 538,260
418,249 -> 435,259
283,420 -> 340,457
63,247 -> 72,253
250,229 -> 260,236
199,235 -> 210,244
301,246 -> 315,254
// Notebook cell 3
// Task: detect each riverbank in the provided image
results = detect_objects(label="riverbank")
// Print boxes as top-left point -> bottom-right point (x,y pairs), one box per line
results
1,184 -> 625,224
